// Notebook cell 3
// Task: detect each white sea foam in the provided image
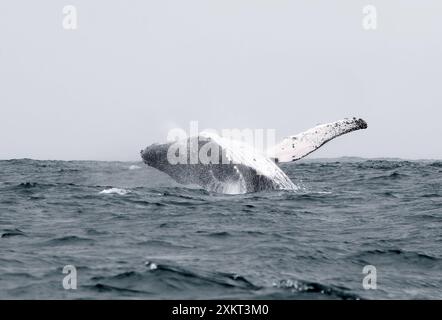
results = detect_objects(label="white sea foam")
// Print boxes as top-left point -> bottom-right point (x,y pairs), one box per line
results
222,180 -> 246,195
99,188 -> 130,195
145,261 -> 158,270
129,165 -> 141,170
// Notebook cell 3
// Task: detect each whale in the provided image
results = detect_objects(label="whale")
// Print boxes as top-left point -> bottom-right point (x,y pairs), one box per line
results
140,118 -> 367,194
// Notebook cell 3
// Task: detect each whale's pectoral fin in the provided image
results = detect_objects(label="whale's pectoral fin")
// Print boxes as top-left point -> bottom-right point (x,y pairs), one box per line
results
267,117 -> 367,163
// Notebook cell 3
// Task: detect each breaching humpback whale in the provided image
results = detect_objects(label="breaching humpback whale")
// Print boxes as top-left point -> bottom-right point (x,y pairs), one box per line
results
141,118 -> 367,194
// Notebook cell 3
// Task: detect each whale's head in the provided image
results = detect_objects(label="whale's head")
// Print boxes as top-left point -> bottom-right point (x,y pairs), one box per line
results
140,143 -> 169,169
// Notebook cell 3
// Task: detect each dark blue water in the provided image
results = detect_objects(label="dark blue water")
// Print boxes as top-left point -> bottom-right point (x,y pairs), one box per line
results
0,158 -> 441,299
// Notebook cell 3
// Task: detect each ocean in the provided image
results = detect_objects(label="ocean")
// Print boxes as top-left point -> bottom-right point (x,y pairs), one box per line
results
0,158 -> 441,299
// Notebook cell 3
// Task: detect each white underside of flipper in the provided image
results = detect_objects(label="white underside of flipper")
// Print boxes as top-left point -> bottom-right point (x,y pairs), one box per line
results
266,118 -> 368,163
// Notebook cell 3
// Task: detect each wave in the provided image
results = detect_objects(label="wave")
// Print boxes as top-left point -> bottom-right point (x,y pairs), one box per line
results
367,171 -> 409,181
43,235 -> 95,246
10,182 -> 80,191
1,228 -> 26,238
90,283 -> 148,294
196,230 -> 232,238
350,249 -> 441,266
88,262 -> 259,298
17,182 -> 40,189
136,240 -> 195,249
85,261 -> 361,299
357,160 -> 405,170
273,279 -> 360,300
428,161 -> 442,168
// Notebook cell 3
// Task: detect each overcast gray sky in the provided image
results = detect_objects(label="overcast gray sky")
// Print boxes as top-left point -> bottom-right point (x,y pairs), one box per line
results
1,1 -> 441,161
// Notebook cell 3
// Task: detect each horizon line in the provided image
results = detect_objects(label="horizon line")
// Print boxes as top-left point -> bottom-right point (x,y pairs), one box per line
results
0,156 -> 441,162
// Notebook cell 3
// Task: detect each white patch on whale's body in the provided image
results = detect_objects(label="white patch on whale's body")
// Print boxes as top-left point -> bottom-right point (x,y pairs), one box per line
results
200,131 -> 297,193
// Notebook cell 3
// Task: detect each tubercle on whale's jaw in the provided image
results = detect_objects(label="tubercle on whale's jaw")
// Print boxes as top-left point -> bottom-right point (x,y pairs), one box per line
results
140,149 -> 145,160
140,148 -> 147,163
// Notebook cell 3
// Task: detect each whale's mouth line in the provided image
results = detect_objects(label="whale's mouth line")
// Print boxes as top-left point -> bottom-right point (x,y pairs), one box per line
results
141,117 -> 368,194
